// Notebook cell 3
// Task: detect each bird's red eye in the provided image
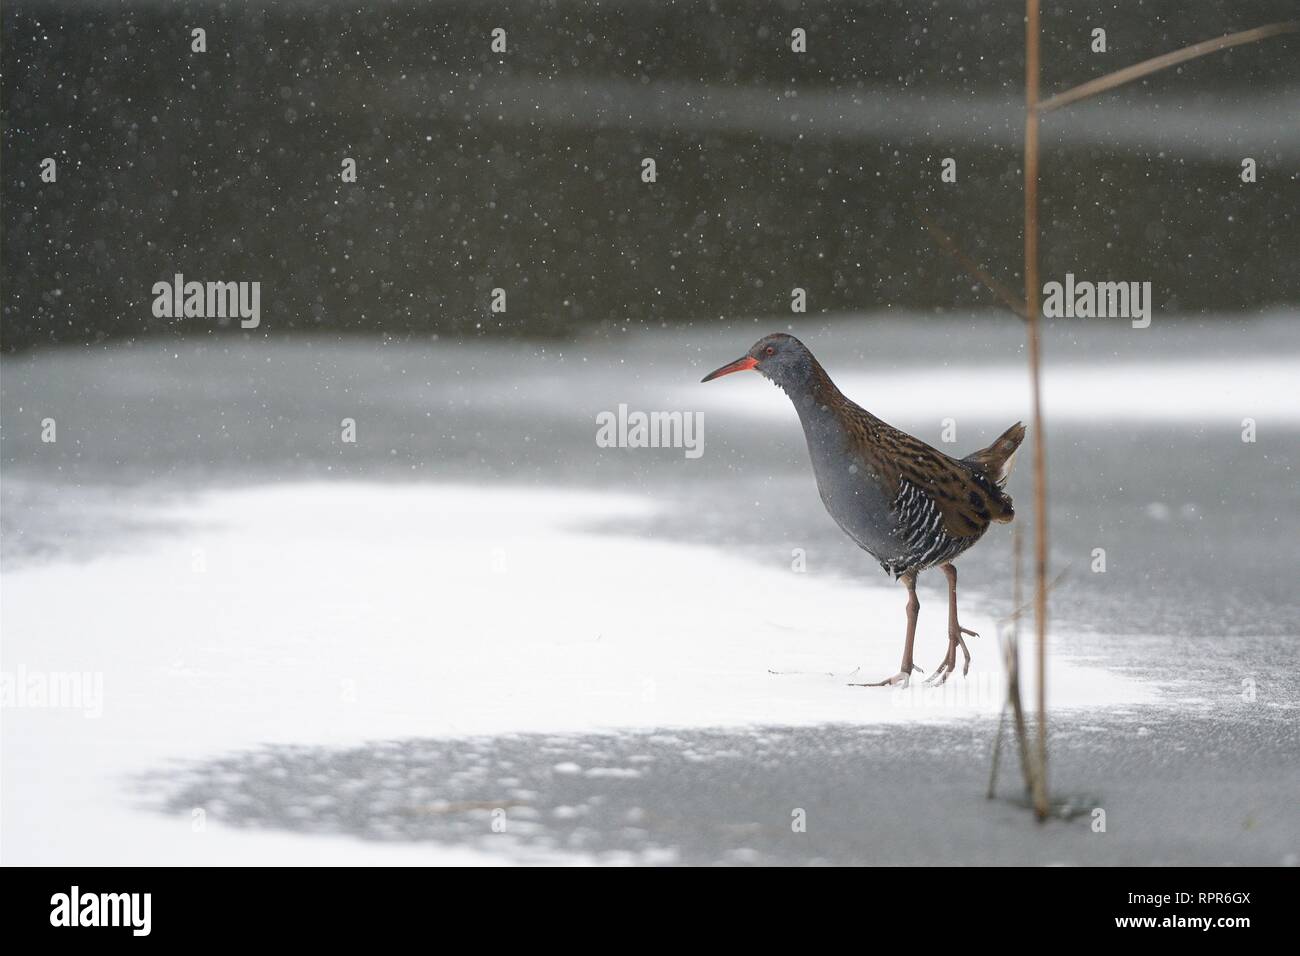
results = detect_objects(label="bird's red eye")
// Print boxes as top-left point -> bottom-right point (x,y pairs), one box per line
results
765,346 -> 776,356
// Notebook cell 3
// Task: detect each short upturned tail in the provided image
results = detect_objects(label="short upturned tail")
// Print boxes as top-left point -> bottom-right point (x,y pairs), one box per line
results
964,422 -> 1027,488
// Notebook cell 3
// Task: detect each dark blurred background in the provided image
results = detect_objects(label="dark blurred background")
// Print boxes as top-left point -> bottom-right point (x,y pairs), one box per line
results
3,0 -> 1298,351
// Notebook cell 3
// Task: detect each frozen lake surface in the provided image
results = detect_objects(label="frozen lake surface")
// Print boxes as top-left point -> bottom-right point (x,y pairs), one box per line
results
2,312 -> 1297,864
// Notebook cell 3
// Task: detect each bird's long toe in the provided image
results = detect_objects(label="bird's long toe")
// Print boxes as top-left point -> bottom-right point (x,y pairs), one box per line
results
924,647 -> 958,685
953,628 -> 976,675
922,663 -> 951,686
927,662 -> 955,685
850,670 -> 915,688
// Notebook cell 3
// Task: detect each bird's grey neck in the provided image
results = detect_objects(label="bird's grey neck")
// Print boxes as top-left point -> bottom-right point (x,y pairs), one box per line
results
774,370 -> 849,467
774,358 -> 845,416
782,361 -> 886,450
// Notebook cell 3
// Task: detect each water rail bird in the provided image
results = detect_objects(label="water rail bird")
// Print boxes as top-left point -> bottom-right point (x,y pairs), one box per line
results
702,333 -> 1025,687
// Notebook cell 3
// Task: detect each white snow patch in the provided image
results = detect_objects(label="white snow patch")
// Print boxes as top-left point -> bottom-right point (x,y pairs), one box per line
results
2,482 -> 1154,864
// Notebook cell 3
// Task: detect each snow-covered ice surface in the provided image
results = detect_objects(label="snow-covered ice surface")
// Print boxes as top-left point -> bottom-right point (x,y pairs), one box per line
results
3,313 -> 1298,865
1,482 -> 1153,865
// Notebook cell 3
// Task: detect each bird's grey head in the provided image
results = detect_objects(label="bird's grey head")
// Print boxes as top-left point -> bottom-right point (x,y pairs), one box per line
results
700,332 -> 817,394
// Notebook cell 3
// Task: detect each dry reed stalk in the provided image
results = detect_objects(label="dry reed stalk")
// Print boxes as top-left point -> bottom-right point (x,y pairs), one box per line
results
1024,0 -> 1050,822
920,213 -> 1028,320
1039,21 -> 1298,113
926,7 -> 1295,821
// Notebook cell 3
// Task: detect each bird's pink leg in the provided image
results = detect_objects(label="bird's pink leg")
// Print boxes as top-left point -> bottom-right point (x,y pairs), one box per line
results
852,573 -> 921,688
925,563 -> 978,686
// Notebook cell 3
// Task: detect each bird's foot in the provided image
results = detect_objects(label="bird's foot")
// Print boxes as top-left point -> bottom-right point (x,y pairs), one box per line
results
849,664 -> 921,688
924,628 -> 977,685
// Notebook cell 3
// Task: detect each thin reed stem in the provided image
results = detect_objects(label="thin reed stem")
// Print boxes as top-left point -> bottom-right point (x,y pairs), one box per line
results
1024,0 -> 1051,822
1039,21 -> 1298,113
